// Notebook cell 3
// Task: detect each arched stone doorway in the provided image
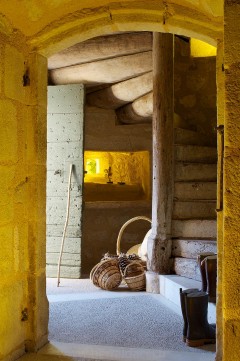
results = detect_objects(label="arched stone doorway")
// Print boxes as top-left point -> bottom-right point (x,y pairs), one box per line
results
24,1 -> 223,359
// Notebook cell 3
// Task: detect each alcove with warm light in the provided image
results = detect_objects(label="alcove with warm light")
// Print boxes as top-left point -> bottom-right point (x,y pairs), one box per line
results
84,150 -> 151,201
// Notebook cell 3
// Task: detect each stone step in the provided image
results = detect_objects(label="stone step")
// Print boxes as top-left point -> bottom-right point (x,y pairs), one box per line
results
172,257 -> 201,281
175,145 -> 217,163
175,162 -> 217,182
174,127 -> 216,147
174,181 -> 216,201
173,200 -> 216,219
172,219 -> 217,238
159,275 -> 216,323
172,238 -> 217,258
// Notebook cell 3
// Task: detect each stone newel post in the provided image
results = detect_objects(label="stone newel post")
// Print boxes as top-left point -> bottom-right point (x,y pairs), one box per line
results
146,32 -> 174,293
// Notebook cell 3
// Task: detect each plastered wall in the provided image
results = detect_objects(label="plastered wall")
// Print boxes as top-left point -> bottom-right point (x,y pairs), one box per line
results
46,85 -> 84,279
0,31 -> 48,360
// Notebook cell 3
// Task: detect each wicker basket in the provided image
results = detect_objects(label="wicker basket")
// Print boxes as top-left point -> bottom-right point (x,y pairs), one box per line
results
90,259 -> 122,291
116,216 -> 151,269
123,261 -> 146,291
90,262 -> 101,287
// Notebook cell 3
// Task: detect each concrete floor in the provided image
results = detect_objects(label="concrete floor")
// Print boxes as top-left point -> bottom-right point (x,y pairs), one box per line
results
19,279 -> 215,361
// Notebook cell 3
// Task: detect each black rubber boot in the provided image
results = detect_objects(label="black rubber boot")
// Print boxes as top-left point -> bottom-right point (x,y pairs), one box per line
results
185,291 -> 216,347
179,288 -> 199,342
204,255 -> 217,303
197,253 -> 215,292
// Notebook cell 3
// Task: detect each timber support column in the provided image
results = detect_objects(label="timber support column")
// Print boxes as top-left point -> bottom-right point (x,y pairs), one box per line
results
146,32 -> 174,293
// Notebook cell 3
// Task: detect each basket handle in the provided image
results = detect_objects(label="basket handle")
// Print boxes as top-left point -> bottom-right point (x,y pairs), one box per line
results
116,216 -> 151,255
123,261 -> 145,278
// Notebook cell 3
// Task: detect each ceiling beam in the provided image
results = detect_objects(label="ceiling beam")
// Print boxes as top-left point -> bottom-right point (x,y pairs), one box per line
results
86,72 -> 153,109
48,32 -> 152,69
49,51 -> 152,85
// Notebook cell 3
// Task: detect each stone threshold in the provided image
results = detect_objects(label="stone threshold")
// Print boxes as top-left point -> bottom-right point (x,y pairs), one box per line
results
34,340 -> 215,361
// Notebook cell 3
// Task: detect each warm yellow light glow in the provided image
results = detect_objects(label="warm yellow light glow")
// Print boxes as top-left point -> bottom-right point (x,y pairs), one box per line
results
84,150 -> 151,201
191,38 -> 216,57
86,158 -> 100,174
84,150 -> 149,187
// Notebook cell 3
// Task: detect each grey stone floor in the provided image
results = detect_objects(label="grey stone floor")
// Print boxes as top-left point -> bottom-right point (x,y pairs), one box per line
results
19,278 -> 216,361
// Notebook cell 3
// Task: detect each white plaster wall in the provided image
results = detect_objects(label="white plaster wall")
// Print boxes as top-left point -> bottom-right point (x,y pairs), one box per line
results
46,85 -> 84,278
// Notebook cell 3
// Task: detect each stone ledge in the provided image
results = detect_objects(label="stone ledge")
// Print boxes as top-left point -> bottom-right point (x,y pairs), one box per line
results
159,274 -> 216,324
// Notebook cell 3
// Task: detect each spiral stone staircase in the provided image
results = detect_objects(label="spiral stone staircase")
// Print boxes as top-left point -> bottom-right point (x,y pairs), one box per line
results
48,31 -> 217,282
171,127 -> 217,281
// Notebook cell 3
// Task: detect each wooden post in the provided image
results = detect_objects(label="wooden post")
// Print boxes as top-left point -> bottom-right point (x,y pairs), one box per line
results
146,32 -> 174,292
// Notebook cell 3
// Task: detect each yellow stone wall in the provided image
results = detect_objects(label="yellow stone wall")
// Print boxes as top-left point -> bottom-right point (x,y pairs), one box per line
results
0,29 -> 48,360
222,1 -> 240,360
5,1 -> 240,361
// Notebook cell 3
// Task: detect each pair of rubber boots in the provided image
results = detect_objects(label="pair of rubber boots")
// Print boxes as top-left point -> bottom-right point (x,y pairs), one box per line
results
179,288 -> 216,347
198,253 -> 217,303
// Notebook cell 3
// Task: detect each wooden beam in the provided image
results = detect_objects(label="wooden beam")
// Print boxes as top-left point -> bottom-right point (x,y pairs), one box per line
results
147,33 -> 174,283
48,32 -> 152,69
86,72 -> 152,109
48,52 -> 152,85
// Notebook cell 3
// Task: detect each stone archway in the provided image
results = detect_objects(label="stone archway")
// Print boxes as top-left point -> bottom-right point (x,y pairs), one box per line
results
28,1 -> 222,57
26,1 -> 223,358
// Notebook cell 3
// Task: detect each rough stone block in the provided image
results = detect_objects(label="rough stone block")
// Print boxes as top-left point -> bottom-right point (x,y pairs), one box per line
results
0,100 -> 18,163
175,145 -> 217,163
173,257 -> 201,281
173,200 -> 216,219
47,252 -> 80,266
174,128 -> 215,146
174,181 -> 216,200
46,224 -> 81,238
0,166 -> 15,204
172,219 -> 217,238
172,238 -> 217,258
46,196 -> 82,226
47,84 -> 84,113
0,226 -> 14,275
0,44 -> 3,91
146,271 -> 160,293
47,113 -> 82,142
175,162 -> 217,181
47,143 -> 83,171
47,236 -> 81,254
0,281 -> 27,357
4,45 -> 25,103
47,171 -> 80,196
26,53 -> 47,107
25,105 -> 47,165
46,264 -> 80,279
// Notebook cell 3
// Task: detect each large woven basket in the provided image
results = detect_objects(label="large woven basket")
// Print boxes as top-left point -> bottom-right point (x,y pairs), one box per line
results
90,259 -> 122,291
123,261 -> 146,291
116,216 -> 151,268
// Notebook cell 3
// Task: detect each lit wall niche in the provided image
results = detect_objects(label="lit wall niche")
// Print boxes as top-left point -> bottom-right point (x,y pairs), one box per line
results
84,151 -> 151,201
